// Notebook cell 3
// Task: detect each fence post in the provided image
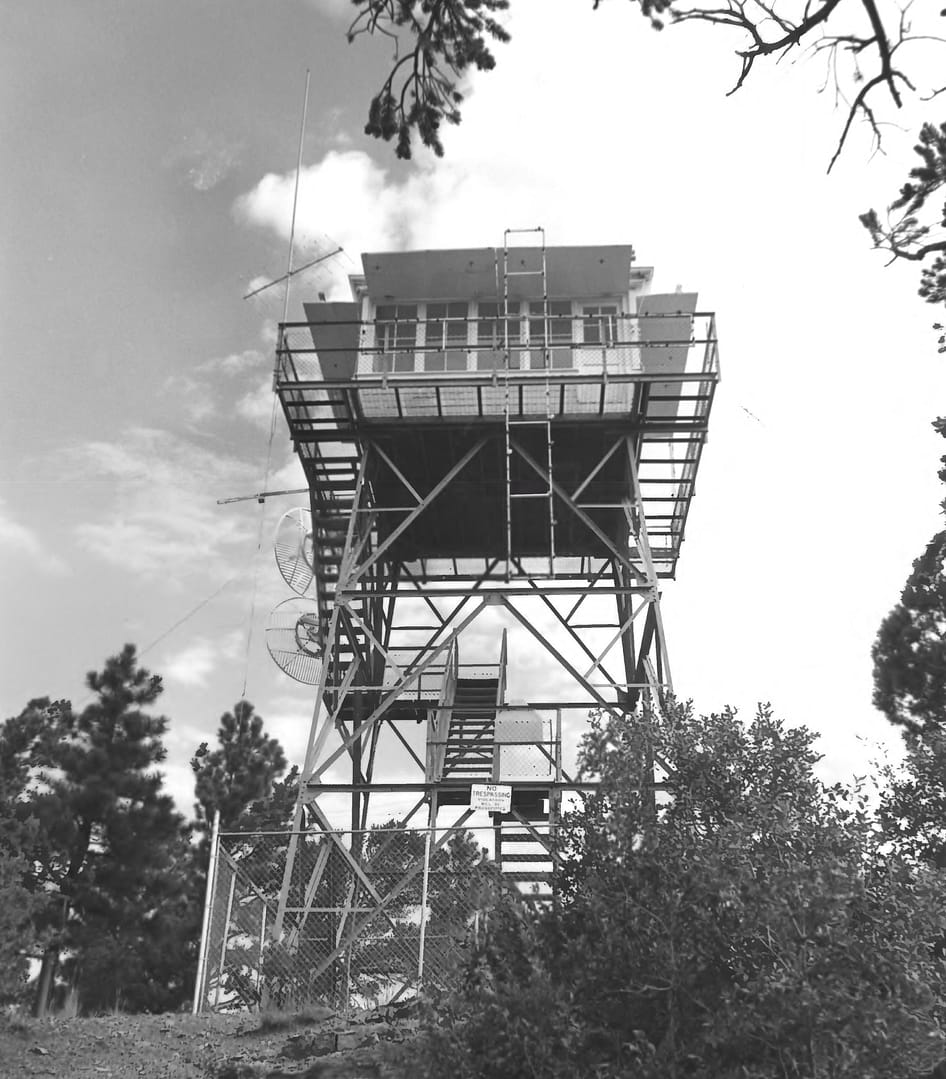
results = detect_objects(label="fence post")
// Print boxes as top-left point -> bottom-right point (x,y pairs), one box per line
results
193,809 -> 222,1015
257,904 -> 267,1008
417,793 -> 438,981
214,864 -> 238,1011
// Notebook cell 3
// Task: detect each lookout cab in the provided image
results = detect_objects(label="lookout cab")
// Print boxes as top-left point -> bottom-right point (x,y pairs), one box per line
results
264,233 -> 719,1004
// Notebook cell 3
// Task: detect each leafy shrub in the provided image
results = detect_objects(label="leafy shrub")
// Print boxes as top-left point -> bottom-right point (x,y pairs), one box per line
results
408,704 -> 946,1078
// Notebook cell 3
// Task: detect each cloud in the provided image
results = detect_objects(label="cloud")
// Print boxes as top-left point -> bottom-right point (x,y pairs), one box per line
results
234,151 -> 405,298
162,350 -> 269,426
164,129 -> 244,191
164,640 -> 218,687
0,498 -> 69,576
236,377 -> 278,430
161,374 -> 217,423
268,453 -> 307,492
71,427 -> 261,579
164,631 -> 242,687
234,6 -> 640,273
198,350 -> 266,376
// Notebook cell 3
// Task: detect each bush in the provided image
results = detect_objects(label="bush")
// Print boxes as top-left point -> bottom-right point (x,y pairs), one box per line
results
408,704 -> 946,1078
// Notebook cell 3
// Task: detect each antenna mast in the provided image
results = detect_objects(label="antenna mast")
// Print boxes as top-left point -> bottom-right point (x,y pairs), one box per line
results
283,69 -> 311,326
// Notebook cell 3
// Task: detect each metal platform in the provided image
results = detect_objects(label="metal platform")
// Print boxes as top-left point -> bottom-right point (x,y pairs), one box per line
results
275,307 -> 718,578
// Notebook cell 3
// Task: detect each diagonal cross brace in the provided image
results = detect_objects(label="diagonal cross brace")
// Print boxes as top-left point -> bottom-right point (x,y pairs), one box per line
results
311,597 -> 491,781
510,438 -> 646,584
303,810 -> 476,988
500,597 -> 626,723
345,439 -> 488,587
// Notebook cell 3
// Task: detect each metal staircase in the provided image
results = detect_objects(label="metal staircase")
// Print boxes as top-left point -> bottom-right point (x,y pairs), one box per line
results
441,677 -> 498,782
496,799 -> 555,903
430,654 -> 556,902
306,441 -> 366,675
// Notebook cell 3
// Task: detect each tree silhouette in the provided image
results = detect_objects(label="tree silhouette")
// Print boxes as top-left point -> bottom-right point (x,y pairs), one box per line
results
343,0 -> 943,163
873,417 -> 946,734
862,122 -> 946,322
9,646 -> 194,1015
191,700 -> 287,831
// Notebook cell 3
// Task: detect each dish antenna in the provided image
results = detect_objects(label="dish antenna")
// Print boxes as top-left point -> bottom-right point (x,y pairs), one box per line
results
266,595 -> 324,685
274,507 -> 316,596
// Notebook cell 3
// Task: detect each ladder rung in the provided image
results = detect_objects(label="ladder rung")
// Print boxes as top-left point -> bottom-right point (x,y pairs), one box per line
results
510,492 -> 551,500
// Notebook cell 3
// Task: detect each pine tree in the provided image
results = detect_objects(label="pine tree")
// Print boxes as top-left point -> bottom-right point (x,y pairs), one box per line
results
0,698 -> 57,1004
873,417 -> 946,733
191,700 -> 287,830
239,765 -> 301,834
21,645 -> 195,1015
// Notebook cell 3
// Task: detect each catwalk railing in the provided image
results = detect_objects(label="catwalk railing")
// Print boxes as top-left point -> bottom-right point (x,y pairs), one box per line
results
275,311 -> 719,420
194,823 -> 554,1014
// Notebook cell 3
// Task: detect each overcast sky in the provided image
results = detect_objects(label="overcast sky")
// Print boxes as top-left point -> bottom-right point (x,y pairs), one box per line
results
2,0 -> 945,817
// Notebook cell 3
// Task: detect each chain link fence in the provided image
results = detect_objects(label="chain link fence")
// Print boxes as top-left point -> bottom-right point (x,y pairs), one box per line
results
194,823 -> 551,1014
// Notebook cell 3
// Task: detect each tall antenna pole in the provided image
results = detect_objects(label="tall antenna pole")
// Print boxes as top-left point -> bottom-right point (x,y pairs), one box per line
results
283,69 -> 311,326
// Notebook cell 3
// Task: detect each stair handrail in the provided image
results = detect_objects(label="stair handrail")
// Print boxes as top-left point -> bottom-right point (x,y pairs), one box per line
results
427,637 -> 458,782
492,629 -> 508,782
497,627 -> 508,709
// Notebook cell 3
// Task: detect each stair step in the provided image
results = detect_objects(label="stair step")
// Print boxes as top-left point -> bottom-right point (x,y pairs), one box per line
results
499,833 -> 552,842
502,872 -> 553,882
498,854 -> 552,863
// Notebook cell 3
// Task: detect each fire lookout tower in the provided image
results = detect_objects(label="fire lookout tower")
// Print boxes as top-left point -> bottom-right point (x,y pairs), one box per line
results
264,234 -> 719,1003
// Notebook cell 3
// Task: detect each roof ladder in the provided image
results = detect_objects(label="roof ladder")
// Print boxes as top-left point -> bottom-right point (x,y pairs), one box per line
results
502,227 -> 555,580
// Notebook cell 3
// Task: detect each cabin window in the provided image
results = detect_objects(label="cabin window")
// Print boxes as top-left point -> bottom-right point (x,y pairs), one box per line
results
424,302 -> 469,371
582,304 -> 621,346
528,300 -> 573,369
374,303 -> 418,372
476,301 -> 522,370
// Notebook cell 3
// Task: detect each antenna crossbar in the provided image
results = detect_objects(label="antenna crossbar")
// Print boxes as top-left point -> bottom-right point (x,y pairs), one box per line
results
217,487 -> 308,506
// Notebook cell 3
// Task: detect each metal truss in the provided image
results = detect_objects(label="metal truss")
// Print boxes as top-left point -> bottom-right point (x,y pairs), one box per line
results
270,424 -> 674,991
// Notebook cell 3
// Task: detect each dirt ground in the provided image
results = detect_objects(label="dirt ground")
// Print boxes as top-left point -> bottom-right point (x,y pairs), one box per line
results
0,1007 -> 416,1079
